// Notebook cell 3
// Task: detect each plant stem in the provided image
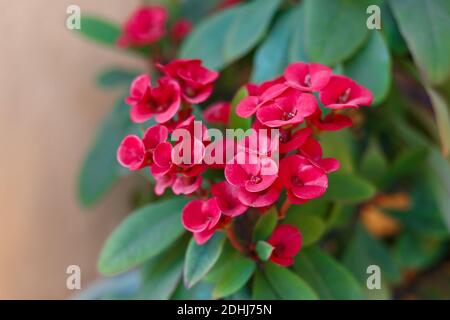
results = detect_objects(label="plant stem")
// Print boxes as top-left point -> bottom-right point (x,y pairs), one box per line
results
278,198 -> 291,219
226,226 -> 247,254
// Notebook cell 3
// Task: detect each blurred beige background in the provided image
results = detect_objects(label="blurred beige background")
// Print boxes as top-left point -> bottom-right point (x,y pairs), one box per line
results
0,0 -> 148,299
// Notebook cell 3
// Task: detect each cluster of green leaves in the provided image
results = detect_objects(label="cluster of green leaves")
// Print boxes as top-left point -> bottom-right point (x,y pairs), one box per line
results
74,0 -> 450,300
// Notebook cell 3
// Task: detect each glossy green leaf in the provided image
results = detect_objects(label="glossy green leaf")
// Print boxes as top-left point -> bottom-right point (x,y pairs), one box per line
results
264,263 -> 318,300
252,207 -> 278,242
382,2 -> 408,55
425,87 -> 450,157
390,0 -> 450,84
224,0 -> 282,63
179,6 -> 241,70
252,271 -> 277,299
304,0 -> 369,65
288,3 -> 309,63
322,173 -> 376,204
184,232 -> 226,288
251,9 -> 295,82
229,87 -> 252,131
77,94 -> 140,207
213,255 -> 256,298
320,129 -> 355,173
345,31 -> 391,104
98,198 -> 188,275
256,241 -> 274,261
360,138 -> 388,186
138,238 -> 187,300
96,68 -> 139,89
283,211 -> 326,247
294,247 -> 364,299
76,16 -> 121,47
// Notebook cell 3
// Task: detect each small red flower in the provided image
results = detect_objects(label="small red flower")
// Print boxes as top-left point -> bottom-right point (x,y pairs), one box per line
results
299,137 -> 340,173
170,19 -> 192,41
267,224 -> 302,267
309,108 -> 352,131
319,75 -> 373,109
212,181 -> 248,217
284,62 -> 332,92
237,184 -> 281,208
279,155 -> 328,204
203,101 -> 231,125
126,75 -> 181,124
256,90 -> 317,128
172,175 -> 202,195
117,6 -> 167,47
182,198 -> 221,244
117,125 -> 168,171
157,59 -> 219,104
154,172 -> 176,196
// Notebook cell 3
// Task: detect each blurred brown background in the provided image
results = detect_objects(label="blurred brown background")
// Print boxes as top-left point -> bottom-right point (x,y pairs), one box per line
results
0,0 -> 147,299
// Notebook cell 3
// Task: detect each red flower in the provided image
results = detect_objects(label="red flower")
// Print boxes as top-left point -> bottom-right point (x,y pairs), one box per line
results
256,90 -> 317,128
170,19 -> 192,41
279,155 -> 328,204
154,172 -> 176,196
237,184 -> 281,208
182,198 -> 221,244
203,101 -> 231,125
284,62 -> 332,92
309,108 -> 352,131
157,59 -> 219,104
319,75 -> 373,109
212,181 -> 248,217
225,154 -> 278,193
267,224 -> 302,267
117,6 -> 167,47
172,175 -> 202,195
126,75 -> 181,124
299,137 -> 340,174
117,125 -> 168,171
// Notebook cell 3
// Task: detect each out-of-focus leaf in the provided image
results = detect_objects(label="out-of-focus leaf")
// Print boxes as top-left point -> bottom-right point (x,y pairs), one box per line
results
212,255 -> 256,298
288,3 -> 309,63
229,87 -> 252,131
184,232 -> 226,288
96,68 -> 139,89
382,3 -> 408,55
320,129 -> 355,173
345,31 -> 391,104
138,238 -> 187,300
304,0 -> 369,65
98,198 -> 188,275
224,0 -> 282,64
180,6 -> 241,70
283,210 -> 326,247
425,87 -> 450,157
252,207 -> 278,242
75,16 -> 121,47
390,0 -> 450,85
264,263 -> 318,300
256,241 -> 274,261
180,0 -> 221,22
172,281 -> 214,300
383,147 -> 427,185
360,138 -> 388,186
294,247 -> 364,299
252,9 -> 296,82
323,173 -> 376,204
252,271 -> 277,299
77,94 -> 140,207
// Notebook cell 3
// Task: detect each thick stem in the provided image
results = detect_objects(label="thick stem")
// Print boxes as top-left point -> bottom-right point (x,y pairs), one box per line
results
278,198 -> 291,219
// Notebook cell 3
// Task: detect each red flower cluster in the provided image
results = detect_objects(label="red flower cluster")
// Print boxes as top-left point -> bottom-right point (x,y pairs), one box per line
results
117,59 -> 372,266
117,6 -> 192,48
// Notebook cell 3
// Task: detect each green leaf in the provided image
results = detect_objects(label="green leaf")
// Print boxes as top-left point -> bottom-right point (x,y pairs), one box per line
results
138,238 -> 187,300
96,68 -> 139,89
256,241 -> 274,261
229,87 -> 252,131
184,232 -> 226,288
77,94 -> 140,207
383,147 -> 427,184
344,31 -> 391,104
322,172 -> 376,204
264,263 -> 318,300
360,138 -> 388,186
283,211 -> 326,247
212,255 -> 256,298
98,198 -> 188,275
304,0 -> 369,65
294,247 -> 364,299
289,3 -> 309,63
390,0 -> 450,84
251,9 -> 296,82
252,271 -> 277,299
252,207 -> 278,242
382,2 -> 408,55
342,223 -> 401,296
180,6 -> 241,70
224,0 -> 282,64
76,16 -> 121,47
320,129 -> 355,173
425,87 -> 450,157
